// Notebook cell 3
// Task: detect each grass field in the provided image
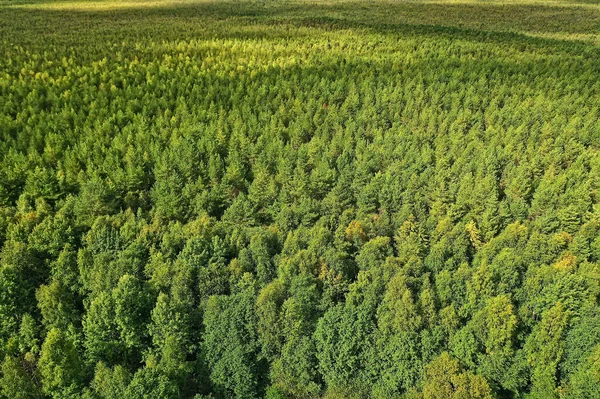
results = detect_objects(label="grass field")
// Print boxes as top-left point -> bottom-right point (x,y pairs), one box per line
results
1,1 -> 600,398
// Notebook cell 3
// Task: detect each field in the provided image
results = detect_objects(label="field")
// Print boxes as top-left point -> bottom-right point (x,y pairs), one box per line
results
1,0 -> 600,398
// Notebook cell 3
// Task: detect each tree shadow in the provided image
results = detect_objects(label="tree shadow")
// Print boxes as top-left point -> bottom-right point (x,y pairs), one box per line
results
0,0 -> 599,68
1,0 -> 599,47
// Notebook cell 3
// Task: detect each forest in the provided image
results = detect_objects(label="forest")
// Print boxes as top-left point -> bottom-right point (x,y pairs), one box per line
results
0,0 -> 600,398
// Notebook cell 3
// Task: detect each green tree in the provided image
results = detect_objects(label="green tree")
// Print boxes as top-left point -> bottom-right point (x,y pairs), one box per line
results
565,344 -> 600,399
202,275 -> 265,399
0,354 -> 43,399
524,302 -> 568,399
113,274 -> 151,361
36,281 -> 77,331
422,352 -> 493,399
83,292 -> 123,366
38,328 -> 83,398
89,362 -> 131,399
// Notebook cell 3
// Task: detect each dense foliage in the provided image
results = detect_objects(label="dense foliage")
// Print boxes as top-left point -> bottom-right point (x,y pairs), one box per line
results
1,0 -> 600,398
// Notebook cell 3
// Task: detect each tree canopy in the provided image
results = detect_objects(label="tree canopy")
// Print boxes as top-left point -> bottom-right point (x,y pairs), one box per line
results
1,0 -> 600,398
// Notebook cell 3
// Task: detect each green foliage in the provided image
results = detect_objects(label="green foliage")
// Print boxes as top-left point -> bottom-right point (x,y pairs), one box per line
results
525,302 -> 569,399
38,328 -> 83,398
422,352 -> 493,399
89,362 -> 131,399
125,366 -> 179,399
1,0 -> 600,397
564,344 -> 600,399
202,275 -> 265,399
0,354 -> 43,399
